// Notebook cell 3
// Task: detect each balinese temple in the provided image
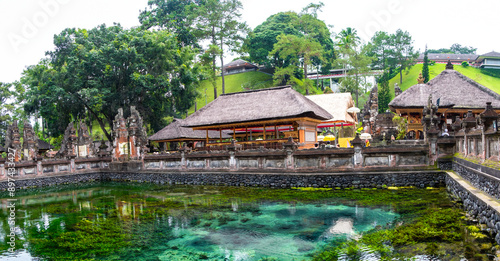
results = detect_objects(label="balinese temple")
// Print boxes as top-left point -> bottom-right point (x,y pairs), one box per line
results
389,61 -> 500,139
181,86 -> 332,149
306,93 -> 357,129
148,118 -> 231,151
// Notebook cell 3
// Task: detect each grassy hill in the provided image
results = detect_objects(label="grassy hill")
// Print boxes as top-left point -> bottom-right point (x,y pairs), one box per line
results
188,71 -> 274,115
187,71 -> 324,115
387,64 -> 500,99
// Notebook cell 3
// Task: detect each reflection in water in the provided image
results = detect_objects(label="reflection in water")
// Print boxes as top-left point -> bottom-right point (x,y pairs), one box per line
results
0,183 -> 404,260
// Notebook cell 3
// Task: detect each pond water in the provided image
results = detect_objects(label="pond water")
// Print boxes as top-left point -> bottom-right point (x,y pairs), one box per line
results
0,182 -> 495,260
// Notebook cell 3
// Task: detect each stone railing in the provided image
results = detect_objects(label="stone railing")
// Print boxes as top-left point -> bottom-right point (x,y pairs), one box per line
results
0,156 -> 110,181
0,144 -> 431,181
141,145 -> 430,172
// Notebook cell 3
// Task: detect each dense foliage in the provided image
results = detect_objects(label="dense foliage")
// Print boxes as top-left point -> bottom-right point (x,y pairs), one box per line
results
422,46 -> 430,83
21,25 -> 200,138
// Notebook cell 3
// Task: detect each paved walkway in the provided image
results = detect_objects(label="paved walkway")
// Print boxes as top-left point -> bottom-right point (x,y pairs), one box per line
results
446,171 -> 500,212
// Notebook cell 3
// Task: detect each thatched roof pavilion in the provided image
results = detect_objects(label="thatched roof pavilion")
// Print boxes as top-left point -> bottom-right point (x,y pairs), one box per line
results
390,69 -> 500,111
389,63 -> 500,139
306,93 -> 357,128
182,86 -> 332,149
149,118 -> 230,142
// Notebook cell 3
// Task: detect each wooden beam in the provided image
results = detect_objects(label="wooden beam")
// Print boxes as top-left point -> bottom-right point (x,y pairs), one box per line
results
233,127 -> 236,140
263,124 -> 266,140
219,128 -> 222,143
206,129 -> 209,146
190,117 -> 323,130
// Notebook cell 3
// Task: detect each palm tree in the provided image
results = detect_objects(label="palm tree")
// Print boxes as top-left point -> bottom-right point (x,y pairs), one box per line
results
336,27 -> 361,77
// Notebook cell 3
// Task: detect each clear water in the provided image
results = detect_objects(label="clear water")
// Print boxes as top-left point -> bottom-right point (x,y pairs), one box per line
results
0,183 -> 492,260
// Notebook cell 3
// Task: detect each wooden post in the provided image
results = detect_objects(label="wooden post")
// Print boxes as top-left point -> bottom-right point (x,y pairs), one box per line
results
233,127 -> 236,140
275,124 -> 278,139
245,126 -> 248,141
219,128 -> 222,143
206,129 -> 209,146
263,124 -> 266,140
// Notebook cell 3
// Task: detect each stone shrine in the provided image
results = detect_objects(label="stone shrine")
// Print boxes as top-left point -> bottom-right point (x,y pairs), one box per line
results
22,122 -> 38,161
58,122 -> 78,158
77,120 -> 94,157
5,121 -> 22,162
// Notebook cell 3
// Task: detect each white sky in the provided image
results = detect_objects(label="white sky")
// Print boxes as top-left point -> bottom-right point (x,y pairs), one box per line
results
1,0 -> 499,84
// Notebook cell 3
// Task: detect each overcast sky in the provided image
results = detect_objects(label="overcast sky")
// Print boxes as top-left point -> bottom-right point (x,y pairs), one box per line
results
1,0 -> 499,84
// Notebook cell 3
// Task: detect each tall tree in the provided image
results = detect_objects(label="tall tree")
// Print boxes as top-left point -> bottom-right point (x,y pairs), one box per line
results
270,34 -> 324,94
22,24 -> 200,140
391,29 -> 418,85
189,0 -> 248,98
138,0 -> 202,47
422,45 -> 430,83
367,31 -> 393,71
337,44 -> 372,107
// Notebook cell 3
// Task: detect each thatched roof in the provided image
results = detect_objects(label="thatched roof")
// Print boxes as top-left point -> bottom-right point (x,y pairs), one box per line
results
389,69 -> 500,110
305,93 -> 356,126
182,86 -> 333,128
477,51 -> 500,63
38,140 -> 54,151
149,119 -> 231,141
417,53 -> 478,61
223,59 -> 258,70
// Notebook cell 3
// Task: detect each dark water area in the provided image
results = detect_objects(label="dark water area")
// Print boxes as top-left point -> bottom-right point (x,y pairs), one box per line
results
0,182 -> 496,260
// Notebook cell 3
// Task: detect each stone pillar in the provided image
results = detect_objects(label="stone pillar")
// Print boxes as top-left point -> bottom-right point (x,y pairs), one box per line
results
351,134 -> 364,167
180,148 -> 187,169
70,156 -> 76,173
227,140 -> 237,170
296,120 -> 319,149
283,137 -> 297,169
36,158 -> 42,176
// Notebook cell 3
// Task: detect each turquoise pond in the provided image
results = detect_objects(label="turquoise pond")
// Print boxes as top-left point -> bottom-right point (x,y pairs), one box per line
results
0,182 -> 495,260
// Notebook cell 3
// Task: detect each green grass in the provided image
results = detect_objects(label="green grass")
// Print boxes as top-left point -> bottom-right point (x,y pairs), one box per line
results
388,64 -> 500,99
188,71 -> 273,115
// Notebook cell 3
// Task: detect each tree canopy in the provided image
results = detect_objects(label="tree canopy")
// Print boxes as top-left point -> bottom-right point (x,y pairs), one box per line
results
245,7 -> 334,70
428,43 -> 477,54
22,24 -> 200,139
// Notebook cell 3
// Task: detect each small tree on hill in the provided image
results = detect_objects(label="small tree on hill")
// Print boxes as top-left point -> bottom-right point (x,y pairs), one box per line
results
422,45 -> 430,83
378,79 -> 391,114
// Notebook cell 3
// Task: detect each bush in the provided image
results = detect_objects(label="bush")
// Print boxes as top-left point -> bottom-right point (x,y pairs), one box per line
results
461,61 -> 469,67
429,60 -> 436,66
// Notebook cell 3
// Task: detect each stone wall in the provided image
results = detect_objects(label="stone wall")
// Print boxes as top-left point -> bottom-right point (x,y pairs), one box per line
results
446,171 -> 500,245
102,171 -> 445,188
452,157 -> 500,200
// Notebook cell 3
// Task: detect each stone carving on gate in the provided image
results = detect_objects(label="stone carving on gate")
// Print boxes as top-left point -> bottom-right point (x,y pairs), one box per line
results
77,120 -> 94,158
23,122 -> 38,161
58,122 -> 78,158
5,120 -> 22,162
112,107 -> 148,161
